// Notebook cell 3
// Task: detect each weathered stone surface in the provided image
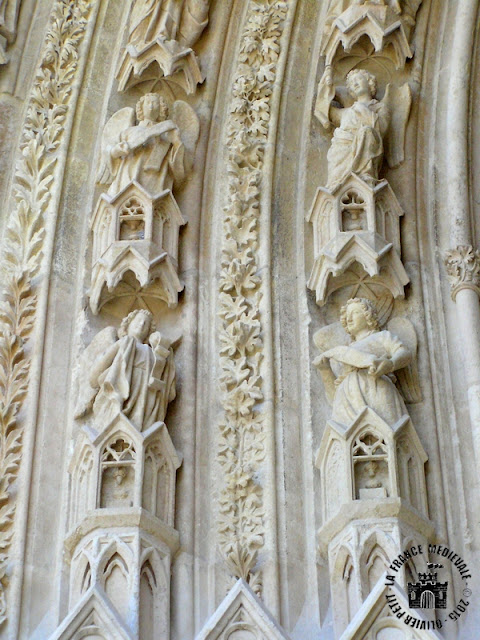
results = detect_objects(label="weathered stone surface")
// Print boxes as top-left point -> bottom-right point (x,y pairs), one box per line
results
0,1 -> 479,638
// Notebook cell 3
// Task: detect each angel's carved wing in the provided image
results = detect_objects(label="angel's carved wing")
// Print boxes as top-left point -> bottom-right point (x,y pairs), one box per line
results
172,100 -> 200,171
97,107 -> 135,185
74,326 -> 118,419
387,316 -> 422,403
382,83 -> 412,169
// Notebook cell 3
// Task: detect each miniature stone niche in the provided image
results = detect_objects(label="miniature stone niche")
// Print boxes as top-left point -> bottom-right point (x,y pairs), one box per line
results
116,0 -> 210,94
308,69 -> 411,304
90,94 -> 199,314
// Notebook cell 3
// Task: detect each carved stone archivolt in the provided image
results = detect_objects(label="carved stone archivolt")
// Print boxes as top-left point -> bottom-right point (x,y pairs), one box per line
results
0,0 -> 95,627
216,0 -> 289,593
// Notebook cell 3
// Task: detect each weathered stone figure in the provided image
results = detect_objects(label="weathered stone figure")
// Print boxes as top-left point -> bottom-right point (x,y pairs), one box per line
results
98,93 -> 186,197
316,68 -> 390,190
128,0 -> 209,50
316,298 -> 412,425
75,309 -> 176,431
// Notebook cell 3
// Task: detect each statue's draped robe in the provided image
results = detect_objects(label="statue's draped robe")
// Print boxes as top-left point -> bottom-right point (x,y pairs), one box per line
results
327,99 -> 389,190
108,119 -> 185,196
92,335 -> 176,431
129,0 -> 208,49
328,330 -> 409,425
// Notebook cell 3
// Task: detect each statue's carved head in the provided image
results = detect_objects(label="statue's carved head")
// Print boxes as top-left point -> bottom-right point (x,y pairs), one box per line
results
346,68 -> 377,99
119,309 -> 155,341
340,297 -> 379,338
136,93 -> 169,123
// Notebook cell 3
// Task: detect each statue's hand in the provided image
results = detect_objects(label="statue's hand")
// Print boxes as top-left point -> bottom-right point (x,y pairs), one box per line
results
316,354 -> 331,369
368,357 -> 394,377
149,331 -> 162,350
111,141 -> 130,158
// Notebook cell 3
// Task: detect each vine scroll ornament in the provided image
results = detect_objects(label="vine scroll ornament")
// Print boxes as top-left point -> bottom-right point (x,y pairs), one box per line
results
217,0 -> 288,593
0,0 -> 94,624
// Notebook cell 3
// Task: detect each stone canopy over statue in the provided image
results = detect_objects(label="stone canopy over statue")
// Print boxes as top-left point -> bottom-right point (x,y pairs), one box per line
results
75,310 -> 176,432
314,68 -> 411,191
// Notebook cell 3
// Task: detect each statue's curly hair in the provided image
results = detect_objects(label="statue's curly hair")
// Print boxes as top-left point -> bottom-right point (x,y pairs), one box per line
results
340,298 -> 379,337
136,93 -> 168,122
346,68 -> 377,98
118,309 -> 155,338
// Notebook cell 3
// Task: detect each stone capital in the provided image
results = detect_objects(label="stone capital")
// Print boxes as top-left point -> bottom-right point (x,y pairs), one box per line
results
444,245 -> 480,301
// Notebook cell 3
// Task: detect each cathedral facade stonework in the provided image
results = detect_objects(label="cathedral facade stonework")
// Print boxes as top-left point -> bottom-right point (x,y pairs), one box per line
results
0,1 -> 479,639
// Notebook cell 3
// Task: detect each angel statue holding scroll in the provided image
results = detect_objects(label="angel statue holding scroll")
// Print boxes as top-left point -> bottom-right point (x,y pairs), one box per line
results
97,92 -> 199,197
314,298 -> 421,426
314,67 -> 411,191
74,310 -> 176,432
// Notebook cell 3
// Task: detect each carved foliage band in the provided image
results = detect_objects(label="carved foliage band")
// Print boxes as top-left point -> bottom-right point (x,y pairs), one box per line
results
0,0 -> 94,624
217,0 -> 288,591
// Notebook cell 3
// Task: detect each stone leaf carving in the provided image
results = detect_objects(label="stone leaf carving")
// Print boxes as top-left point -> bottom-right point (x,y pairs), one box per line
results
0,0 -> 22,63
314,298 -> 421,425
116,0 -> 210,93
90,94 -> 199,313
444,245 -> 480,301
0,0 -> 94,625
217,0 -> 289,592
315,68 -> 412,189
75,310 -> 176,433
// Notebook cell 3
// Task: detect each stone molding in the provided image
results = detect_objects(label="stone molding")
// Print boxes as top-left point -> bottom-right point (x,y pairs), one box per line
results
0,0 -> 95,627
444,245 -> 480,301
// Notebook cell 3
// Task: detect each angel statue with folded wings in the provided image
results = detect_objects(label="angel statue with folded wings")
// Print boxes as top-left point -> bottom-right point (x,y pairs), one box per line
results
97,92 -> 199,197
314,67 -> 411,191
314,298 -> 421,426
74,310 -> 176,432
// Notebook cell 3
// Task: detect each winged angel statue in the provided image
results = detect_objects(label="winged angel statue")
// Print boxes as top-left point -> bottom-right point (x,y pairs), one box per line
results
74,310 -> 176,432
314,298 -> 421,426
97,93 -> 200,197
315,67 -> 411,191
